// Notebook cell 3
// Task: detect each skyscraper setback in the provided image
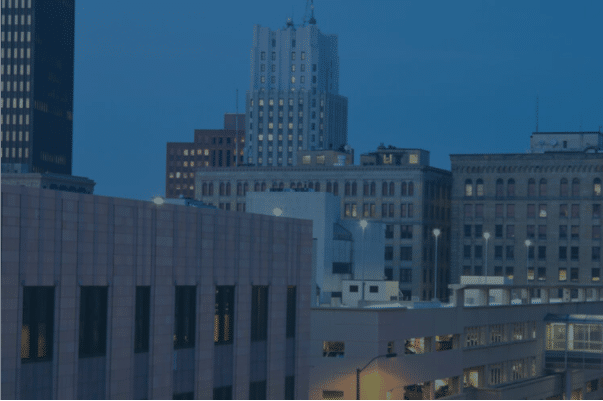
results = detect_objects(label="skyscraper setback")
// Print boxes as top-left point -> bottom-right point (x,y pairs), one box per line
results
245,14 -> 348,166
1,0 -> 75,175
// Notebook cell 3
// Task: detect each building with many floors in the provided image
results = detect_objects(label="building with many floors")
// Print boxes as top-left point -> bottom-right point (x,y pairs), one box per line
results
194,146 -> 452,301
1,0 -> 75,175
1,184 -> 312,400
245,13 -> 348,167
166,113 -> 245,199
450,131 -> 603,287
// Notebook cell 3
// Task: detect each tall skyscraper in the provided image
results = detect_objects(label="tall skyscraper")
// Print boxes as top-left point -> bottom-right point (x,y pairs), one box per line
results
1,0 -> 75,175
245,10 -> 348,167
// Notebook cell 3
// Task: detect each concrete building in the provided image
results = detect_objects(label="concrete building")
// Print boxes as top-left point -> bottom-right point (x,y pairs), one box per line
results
245,12 -> 348,166
246,190 -> 387,306
195,146 -> 452,301
1,0 -> 75,175
310,281 -> 603,400
1,184 -> 312,400
1,171 -> 95,194
166,113 -> 245,199
450,131 -> 603,286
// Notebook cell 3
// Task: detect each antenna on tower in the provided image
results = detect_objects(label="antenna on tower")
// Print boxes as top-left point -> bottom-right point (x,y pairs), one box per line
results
303,0 -> 317,26
535,95 -> 539,133
235,89 -> 239,167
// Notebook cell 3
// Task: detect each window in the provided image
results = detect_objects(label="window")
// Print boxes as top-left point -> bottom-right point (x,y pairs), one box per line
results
260,51 -> 266,60
496,179 -> 504,197
322,390 -> 344,400
571,225 -> 579,240
385,246 -> 393,261
559,246 -> 567,260
476,179 -> 484,197
539,204 -> 547,218
251,286 -> 269,341
213,386 -> 232,400
495,225 -> 503,238
21,287 -> 54,361
490,324 -> 506,343
507,204 -> 515,218
369,286 -> 379,293
494,246 -> 503,259
135,286 -> 150,353
528,179 -> 536,197
385,224 -> 394,239
475,224 -> 483,238
537,246 -> 546,260
349,285 -> 359,293
593,247 -> 601,261
291,52 -> 296,60
474,245 -> 483,259
285,376 -> 295,400
79,286 -> 108,357
506,246 -> 514,260
594,226 -> 601,240
570,268 -> 579,282
538,267 -> 546,281
539,179 -> 547,196
526,225 -> 535,239
558,268 -> 567,281
571,246 -> 579,261
560,178 -> 568,196
475,204 -> 483,218
559,204 -> 568,218
174,286 -> 196,349
506,225 -> 514,239
465,327 -> 485,347
538,225 -> 547,240
323,341 -> 344,357
496,204 -> 504,218
400,269 -> 412,283
400,246 -> 412,261
572,178 -> 580,196
405,337 -> 429,354
507,179 -> 515,197
592,268 -> 600,282
465,179 -> 473,197
594,204 -> 601,218
384,268 -> 393,281
594,178 -> 602,196
506,266 -> 514,279
559,225 -> 568,239
464,225 -> 472,238
400,225 -> 412,239
215,286 -> 235,344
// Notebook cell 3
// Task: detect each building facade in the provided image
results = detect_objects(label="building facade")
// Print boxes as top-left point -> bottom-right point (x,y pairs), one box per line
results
1,184 -> 312,400
195,147 -> 452,301
166,113 -> 244,199
450,132 -> 603,287
245,17 -> 348,166
1,0 -> 75,175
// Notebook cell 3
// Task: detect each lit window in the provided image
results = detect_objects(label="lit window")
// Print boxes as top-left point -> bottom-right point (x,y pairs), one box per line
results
183,161 -> 188,167
176,172 -> 181,178
291,76 -> 295,83
464,180 -> 473,197
291,65 -> 296,72
317,155 -> 325,164
204,149 -> 209,156
259,99 -> 264,106
183,149 -> 188,156
539,204 -> 547,218
288,123 -> 293,129
291,52 -> 296,60
169,173 -> 174,178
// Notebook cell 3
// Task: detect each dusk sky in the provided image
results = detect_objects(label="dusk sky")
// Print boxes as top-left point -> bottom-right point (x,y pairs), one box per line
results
72,0 -> 603,201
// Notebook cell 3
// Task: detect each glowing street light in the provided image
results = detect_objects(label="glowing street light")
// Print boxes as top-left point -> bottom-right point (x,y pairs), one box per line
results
359,219 -> 368,306
483,232 -> 491,284
272,207 -> 283,217
432,228 -> 441,300
152,196 -> 165,206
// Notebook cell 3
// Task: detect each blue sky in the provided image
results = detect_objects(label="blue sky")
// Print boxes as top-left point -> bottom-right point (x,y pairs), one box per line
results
72,0 -> 603,200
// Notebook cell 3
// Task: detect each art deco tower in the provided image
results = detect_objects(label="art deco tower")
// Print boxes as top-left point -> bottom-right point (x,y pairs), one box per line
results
245,8 -> 348,166
1,0 -> 75,175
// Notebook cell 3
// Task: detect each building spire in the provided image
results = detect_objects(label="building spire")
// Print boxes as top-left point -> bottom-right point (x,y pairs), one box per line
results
309,0 -> 317,25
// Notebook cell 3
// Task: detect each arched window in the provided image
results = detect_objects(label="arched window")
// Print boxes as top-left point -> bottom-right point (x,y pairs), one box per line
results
595,178 -> 602,196
352,182 -> 357,196
255,182 -> 260,192
345,182 -> 351,196
370,182 -> 376,196
327,182 -> 332,193
202,183 -> 208,196
476,179 -> 484,197
389,182 -> 395,196
244,182 -> 249,195
539,179 -> 547,197
465,179 -> 473,197
290,182 -> 296,189
333,182 -> 339,196
382,182 -> 388,196
315,182 -> 320,192
308,182 -> 314,190
237,182 -> 242,196
279,182 -> 284,189
225,182 -> 231,196
219,182 -> 225,196
401,182 -> 407,196
261,182 -> 267,191
494,179 -> 503,197
363,182 -> 369,196
528,179 -> 536,197
272,182 -> 278,189
572,178 -> 580,197
560,178 -> 568,197
408,182 -> 414,196
297,182 -> 302,189
507,179 -> 515,197
208,183 -> 214,195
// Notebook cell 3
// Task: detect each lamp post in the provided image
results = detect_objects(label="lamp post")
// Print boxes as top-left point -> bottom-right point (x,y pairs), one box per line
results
360,219 -> 368,306
482,232 -> 490,284
432,228 -> 441,301
356,353 -> 397,400
525,239 -> 533,300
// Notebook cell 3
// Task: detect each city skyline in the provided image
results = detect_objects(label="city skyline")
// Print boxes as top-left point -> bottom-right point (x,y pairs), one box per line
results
72,0 -> 603,201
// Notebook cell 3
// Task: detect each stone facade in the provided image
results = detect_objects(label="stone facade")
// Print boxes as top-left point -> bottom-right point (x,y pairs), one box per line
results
1,184 -> 312,400
1,172 -> 96,194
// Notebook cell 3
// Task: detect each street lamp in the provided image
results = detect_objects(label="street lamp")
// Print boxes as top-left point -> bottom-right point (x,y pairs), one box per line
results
432,228 -> 441,301
360,219 -> 368,306
272,207 -> 283,217
356,353 -> 397,400
482,232 -> 490,284
525,239 -> 533,291
152,196 -> 165,206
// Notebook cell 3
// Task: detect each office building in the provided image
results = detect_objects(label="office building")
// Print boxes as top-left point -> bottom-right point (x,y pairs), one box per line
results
450,131 -> 603,286
310,281 -> 603,400
166,113 -> 244,199
195,145 -> 452,301
245,13 -> 348,166
1,184 -> 312,400
1,0 -> 75,175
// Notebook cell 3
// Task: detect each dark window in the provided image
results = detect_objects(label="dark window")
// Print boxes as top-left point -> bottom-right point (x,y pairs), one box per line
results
384,246 -> 393,260
526,225 -> 535,238
474,224 -> 483,238
539,179 -> 547,196
384,268 -> 393,281
21,287 -> 54,362
213,386 -> 232,400
559,225 -> 568,239
385,224 -> 394,239
505,266 -> 514,279
249,380 -> 267,400
570,268 -> 579,282
495,179 -> 504,197
400,246 -> 412,261
495,225 -> 503,238
559,246 -> 567,260
538,246 -> 546,260
528,179 -> 536,197
506,225 -> 515,239
474,245 -> 483,259
507,179 -> 515,197
332,262 -> 351,274
79,286 -> 108,358
400,225 -> 413,239
286,286 -> 296,338
494,266 -> 503,276
538,225 -> 547,240
495,204 -> 503,218
464,204 -> 472,218
538,267 -> 547,281
215,286 -> 235,344
571,247 -> 579,261
464,245 -> 471,259
251,286 -> 269,342
400,269 -> 412,283
134,286 -> 150,353
174,286 -> 196,349
507,204 -> 515,218
560,204 -> 568,217
494,246 -> 503,259
571,204 -> 580,218
560,178 -> 568,196
506,246 -> 514,260
592,268 -> 601,282
464,225 -> 472,238
285,376 -> 295,400
527,204 -> 535,218
369,286 -> 379,293
349,285 -> 359,293
475,204 -> 483,218
571,225 -> 579,240
593,247 -> 601,261
594,204 -> 601,218
593,226 -> 601,239
572,178 -> 580,197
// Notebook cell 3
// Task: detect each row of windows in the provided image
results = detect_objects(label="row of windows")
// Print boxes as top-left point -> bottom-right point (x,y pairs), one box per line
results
21,285 -> 297,361
2,0 -> 33,8
1,147 -> 29,158
384,246 -> 413,261
464,224 -> 601,240
0,96 -> 30,108
1,114 -> 30,125
2,130 -> 29,141
465,178 -> 602,197
252,97 -> 323,107
1,14 -> 31,25
345,203 -> 415,219
464,244 -> 601,262
465,203 -> 602,219
0,31 -> 31,42
385,224 -> 414,239
260,50 -> 309,61
1,47 -> 31,59
463,265 -> 601,282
